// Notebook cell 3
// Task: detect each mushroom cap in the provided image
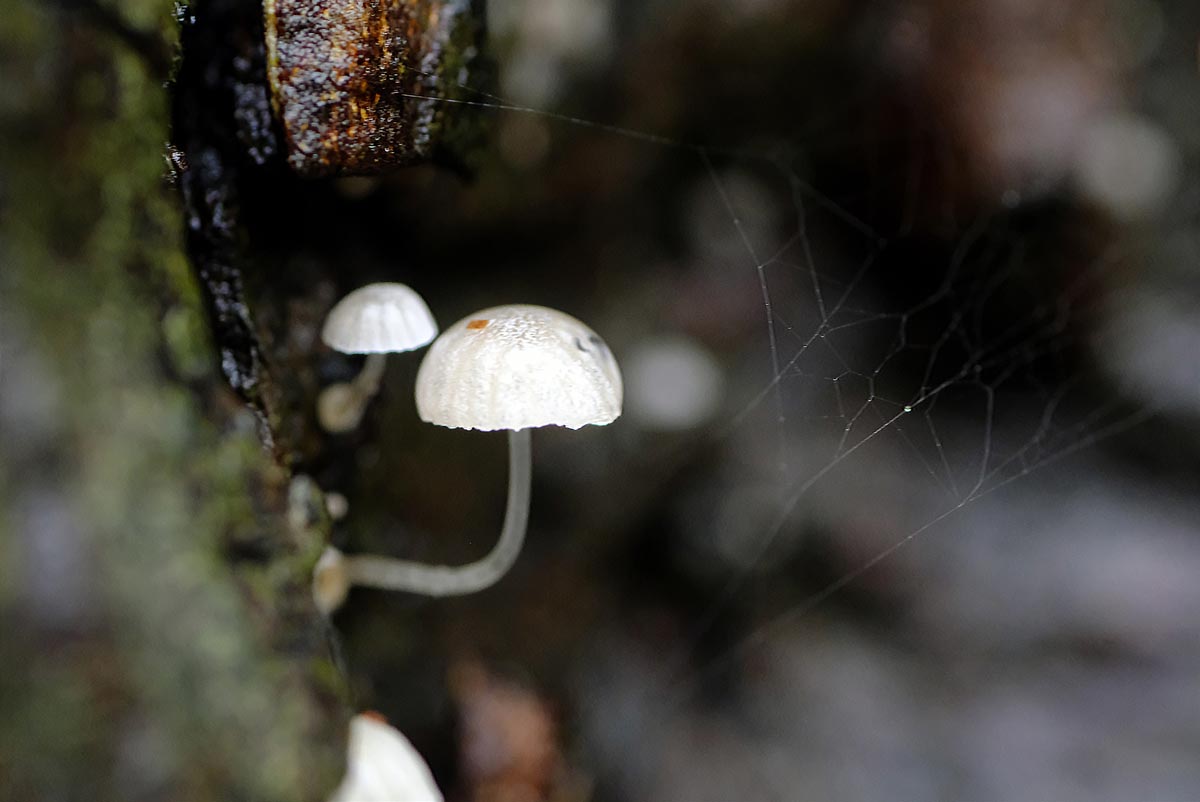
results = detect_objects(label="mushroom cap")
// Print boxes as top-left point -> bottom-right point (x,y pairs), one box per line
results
321,283 -> 438,354
328,713 -> 443,802
415,305 -> 623,431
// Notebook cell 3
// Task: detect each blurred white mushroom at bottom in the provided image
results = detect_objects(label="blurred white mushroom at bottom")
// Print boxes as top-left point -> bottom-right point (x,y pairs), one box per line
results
327,712 -> 443,802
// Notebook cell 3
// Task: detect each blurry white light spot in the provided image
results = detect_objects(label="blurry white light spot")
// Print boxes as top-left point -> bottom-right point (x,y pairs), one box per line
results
1074,112 -> 1179,219
325,491 -> 349,521
626,336 -> 724,430
532,0 -> 613,64
981,61 -> 1101,192
1101,291 -> 1200,416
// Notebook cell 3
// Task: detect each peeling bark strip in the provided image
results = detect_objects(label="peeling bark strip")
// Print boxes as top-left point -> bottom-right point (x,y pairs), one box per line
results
265,0 -> 484,176
173,0 -> 278,429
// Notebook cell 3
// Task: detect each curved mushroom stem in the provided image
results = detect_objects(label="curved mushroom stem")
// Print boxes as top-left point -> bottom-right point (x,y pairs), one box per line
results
317,354 -> 389,434
340,428 -> 533,597
353,352 -> 388,398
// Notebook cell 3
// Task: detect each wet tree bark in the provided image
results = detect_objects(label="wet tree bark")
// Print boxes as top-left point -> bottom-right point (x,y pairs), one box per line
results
0,0 -> 349,797
0,0 -> 485,799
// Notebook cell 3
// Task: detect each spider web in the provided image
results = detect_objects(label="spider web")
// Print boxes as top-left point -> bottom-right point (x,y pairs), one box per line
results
372,4 -> 1199,798
397,81 -> 1153,620
660,153 -> 1157,700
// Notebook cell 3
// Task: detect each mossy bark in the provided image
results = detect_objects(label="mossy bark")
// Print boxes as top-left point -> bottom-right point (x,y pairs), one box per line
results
0,1 -> 347,799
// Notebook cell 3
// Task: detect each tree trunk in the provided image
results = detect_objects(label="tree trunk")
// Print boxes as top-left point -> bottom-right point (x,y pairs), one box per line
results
0,0 -> 375,798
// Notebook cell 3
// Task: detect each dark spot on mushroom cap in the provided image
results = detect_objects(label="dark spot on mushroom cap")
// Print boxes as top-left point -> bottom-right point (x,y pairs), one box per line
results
467,319 -> 489,330
576,333 -> 613,360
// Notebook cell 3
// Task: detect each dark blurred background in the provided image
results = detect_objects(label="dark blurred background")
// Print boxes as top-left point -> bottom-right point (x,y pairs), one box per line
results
3,0 -> 1199,800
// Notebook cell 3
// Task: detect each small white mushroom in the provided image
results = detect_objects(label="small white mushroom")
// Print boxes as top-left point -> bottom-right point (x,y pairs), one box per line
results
317,283 -> 438,433
327,712 -> 443,802
319,305 -> 622,601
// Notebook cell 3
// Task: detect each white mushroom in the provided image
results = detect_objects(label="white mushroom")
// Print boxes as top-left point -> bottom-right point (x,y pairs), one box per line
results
316,305 -> 622,601
317,283 -> 438,433
327,712 -> 443,802
415,304 -> 622,431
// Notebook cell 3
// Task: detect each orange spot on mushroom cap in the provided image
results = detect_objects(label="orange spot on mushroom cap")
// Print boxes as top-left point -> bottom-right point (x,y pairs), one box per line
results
360,710 -> 389,724
466,319 -> 489,330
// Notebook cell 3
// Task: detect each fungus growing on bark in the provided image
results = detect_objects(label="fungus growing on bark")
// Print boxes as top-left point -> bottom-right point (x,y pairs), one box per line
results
313,305 -> 622,604
317,283 -> 437,433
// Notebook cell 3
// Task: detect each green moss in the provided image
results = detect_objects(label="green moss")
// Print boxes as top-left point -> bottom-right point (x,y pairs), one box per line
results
0,0 -> 346,798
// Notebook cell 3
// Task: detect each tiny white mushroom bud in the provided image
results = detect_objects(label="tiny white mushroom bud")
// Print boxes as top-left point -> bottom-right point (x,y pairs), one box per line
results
317,383 -> 369,434
313,546 -> 350,615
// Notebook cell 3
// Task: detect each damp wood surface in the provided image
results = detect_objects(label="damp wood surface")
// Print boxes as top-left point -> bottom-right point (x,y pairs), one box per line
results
265,0 -> 486,175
